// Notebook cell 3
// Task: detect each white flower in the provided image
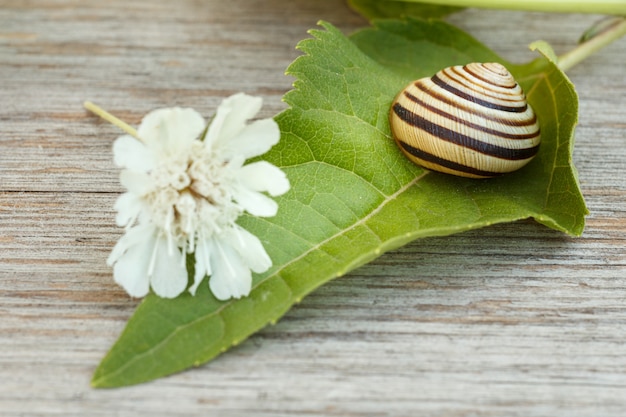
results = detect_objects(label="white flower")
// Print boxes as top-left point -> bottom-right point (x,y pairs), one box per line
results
106,93 -> 290,300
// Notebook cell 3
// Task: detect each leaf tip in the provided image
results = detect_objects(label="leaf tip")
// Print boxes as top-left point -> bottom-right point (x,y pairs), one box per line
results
90,374 -> 106,389
529,40 -> 559,64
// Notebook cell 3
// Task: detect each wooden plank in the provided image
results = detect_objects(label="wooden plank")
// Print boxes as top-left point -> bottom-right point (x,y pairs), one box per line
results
1,1 -> 625,416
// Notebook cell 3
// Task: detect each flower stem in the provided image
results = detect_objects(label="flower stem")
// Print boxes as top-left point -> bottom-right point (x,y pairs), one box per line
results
396,0 -> 626,14
83,101 -> 144,143
557,17 -> 626,72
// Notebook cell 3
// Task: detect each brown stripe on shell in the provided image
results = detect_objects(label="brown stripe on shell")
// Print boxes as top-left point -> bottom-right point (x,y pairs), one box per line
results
431,75 -> 527,113
463,64 -> 517,89
397,140 -> 506,178
436,67 -> 523,107
413,81 -> 537,127
445,66 -> 520,101
392,103 -> 540,160
402,90 -> 540,140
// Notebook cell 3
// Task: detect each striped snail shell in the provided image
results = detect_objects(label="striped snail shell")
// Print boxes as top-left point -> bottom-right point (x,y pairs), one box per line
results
389,62 -> 540,178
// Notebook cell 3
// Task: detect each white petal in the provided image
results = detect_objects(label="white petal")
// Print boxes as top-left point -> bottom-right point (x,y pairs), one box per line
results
114,192 -> 143,227
113,134 -> 155,172
238,161 -> 290,196
149,236 -> 188,298
137,107 -> 205,156
120,170 -> 154,196
225,226 -> 272,273
189,237 -> 212,295
232,185 -> 278,217
107,223 -> 156,266
218,119 -> 280,160
205,93 -> 263,149
208,238 -> 252,300
111,233 -> 155,298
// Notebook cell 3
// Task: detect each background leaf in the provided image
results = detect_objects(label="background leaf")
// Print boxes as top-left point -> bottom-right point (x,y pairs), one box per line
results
356,0 -> 626,15
348,0 -> 463,20
93,18 -> 586,387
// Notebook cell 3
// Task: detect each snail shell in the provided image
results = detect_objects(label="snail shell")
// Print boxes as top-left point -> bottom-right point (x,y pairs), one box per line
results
389,62 -> 540,178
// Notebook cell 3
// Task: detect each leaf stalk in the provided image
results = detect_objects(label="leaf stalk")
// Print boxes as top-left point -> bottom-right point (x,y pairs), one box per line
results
557,17 -> 626,72
393,0 -> 626,15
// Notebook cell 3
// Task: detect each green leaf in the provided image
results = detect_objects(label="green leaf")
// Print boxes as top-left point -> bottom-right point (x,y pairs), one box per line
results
348,0 -> 463,20
92,18 -> 586,387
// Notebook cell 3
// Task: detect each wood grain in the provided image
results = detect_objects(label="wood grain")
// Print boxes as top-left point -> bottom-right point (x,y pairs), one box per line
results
1,1 -> 625,416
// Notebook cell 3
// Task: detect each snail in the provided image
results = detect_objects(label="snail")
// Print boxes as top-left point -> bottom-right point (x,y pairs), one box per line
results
389,62 -> 541,178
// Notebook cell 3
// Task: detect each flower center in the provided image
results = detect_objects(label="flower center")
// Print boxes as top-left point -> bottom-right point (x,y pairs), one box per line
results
143,141 -> 242,247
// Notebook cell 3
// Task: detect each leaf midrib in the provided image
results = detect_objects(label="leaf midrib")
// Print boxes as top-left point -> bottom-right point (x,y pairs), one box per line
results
523,68 -> 562,215
94,164 -> 429,386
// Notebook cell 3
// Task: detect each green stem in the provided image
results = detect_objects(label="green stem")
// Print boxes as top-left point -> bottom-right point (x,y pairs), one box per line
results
83,101 -> 144,143
395,0 -> 626,15
557,17 -> 626,72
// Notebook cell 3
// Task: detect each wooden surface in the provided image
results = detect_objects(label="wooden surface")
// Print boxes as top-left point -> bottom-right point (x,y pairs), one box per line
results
1,1 -> 626,416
